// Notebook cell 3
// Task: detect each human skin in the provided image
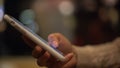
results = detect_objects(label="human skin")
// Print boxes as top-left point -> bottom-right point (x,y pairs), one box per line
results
23,33 -> 77,68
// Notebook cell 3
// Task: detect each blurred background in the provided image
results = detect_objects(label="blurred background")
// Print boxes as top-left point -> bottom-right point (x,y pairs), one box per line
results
0,0 -> 120,68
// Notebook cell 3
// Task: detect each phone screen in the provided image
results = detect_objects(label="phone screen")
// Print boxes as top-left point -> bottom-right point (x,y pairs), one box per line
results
0,0 -> 4,22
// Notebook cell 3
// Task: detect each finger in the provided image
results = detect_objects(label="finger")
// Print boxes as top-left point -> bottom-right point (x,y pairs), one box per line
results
48,33 -> 70,43
55,53 -> 74,64
48,34 -> 60,48
64,53 -> 74,63
48,33 -> 72,54
48,33 -> 67,48
22,35 -> 36,48
52,53 -> 74,68
48,33 -> 64,42
48,41 -> 59,49
32,46 -> 46,58
37,52 -> 51,66
63,53 -> 76,68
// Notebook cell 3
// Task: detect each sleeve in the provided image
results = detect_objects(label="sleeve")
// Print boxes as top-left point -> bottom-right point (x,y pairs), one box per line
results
72,37 -> 120,68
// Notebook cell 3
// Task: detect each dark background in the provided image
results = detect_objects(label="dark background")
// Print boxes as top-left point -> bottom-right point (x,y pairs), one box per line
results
1,0 -> 33,56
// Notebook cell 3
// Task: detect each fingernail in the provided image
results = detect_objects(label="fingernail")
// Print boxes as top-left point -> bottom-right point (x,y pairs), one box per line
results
51,41 -> 59,48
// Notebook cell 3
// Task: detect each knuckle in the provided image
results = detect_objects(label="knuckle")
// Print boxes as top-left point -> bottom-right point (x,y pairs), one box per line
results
32,46 -> 42,58
35,46 -> 42,52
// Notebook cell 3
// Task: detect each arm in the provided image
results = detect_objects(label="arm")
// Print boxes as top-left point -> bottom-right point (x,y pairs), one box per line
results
24,33 -> 120,68
73,38 -> 120,68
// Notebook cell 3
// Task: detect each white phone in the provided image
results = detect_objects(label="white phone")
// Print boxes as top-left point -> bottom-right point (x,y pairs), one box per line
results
4,14 -> 66,61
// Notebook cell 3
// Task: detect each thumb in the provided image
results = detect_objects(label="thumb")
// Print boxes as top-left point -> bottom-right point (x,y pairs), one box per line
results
62,53 -> 76,68
64,53 -> 74,62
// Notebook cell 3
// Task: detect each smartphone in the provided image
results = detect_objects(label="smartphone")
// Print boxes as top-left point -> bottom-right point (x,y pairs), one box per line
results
4,14 -> 66,61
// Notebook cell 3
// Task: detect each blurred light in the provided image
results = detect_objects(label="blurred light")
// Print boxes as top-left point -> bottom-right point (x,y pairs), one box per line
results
0,62 -> 16,68
104,0 -> 118,7
0,6 -> 4,22
20,10 -> 34,25
19,9 -> 38,33
58,1 -> 74,16
0,5 -> 6,32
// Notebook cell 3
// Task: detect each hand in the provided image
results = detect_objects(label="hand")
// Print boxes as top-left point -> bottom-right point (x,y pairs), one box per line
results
23,33 -> 77,68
